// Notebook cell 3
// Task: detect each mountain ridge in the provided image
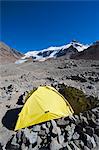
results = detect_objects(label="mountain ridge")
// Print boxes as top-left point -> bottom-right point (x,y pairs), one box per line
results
1,40 -> 99,64
0,41 -> 23,64
71,41 -> 99,60
18,41 -> 89,63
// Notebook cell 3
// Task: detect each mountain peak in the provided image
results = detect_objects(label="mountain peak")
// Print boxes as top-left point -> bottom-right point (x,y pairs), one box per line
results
71,39 -> 79,43
15,41 -> 89,64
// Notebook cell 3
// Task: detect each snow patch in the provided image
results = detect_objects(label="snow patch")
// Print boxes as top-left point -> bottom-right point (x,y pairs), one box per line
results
15,59 -> 27,64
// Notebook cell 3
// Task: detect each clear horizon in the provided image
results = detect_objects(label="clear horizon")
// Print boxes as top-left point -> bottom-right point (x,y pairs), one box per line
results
1,1 -> 99,53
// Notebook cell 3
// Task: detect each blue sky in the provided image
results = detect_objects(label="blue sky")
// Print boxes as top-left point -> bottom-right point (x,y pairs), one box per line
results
1,1 -> 99,53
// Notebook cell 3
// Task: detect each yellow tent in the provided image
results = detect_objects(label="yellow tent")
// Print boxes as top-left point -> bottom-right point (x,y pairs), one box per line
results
15,86 -> 74,130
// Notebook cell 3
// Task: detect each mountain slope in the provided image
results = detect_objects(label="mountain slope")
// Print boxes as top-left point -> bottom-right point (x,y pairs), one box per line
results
71,41 -> 99,60
18,41 -> 89,63
0,42 -> 23,64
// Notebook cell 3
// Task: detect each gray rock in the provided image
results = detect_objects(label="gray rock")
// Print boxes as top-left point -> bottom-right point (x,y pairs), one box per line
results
65,124 -> 75,141
85,133 -> 96,149
17,130 -> 22,143
37,136 -> 42,146
11,135 -> 19,147
84,146 -> 90,150
58,135 -> 64,144
51,120 -> 61,136
57,118 -> 69,126
3,106 -> 99,149
72,132 -> 80,140
24,128 -> 37,144
93,134 -> 99,148
50,137 -> 62,150
21,143 -> 27,150
32,125 -> 41,132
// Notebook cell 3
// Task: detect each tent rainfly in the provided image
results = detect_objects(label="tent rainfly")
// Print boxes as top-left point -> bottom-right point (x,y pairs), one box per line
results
15,86 -> 74,130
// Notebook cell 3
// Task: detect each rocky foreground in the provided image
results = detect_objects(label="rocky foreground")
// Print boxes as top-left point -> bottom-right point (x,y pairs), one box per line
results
1,107 -> 98,150
0,59 -> 99,149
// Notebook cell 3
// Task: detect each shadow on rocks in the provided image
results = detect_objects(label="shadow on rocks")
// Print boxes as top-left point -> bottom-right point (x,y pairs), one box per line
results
16,93 -> 25,105
16,91 -> 28,105
0,143 -> 3,150
2,107 -> 22,130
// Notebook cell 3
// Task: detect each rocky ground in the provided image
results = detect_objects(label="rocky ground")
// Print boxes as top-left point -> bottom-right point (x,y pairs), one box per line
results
0,58 -> 99,149
4,107 -> 99,150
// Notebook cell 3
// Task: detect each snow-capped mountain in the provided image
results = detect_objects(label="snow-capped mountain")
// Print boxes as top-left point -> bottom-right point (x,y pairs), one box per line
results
16,41 -> 89,63
71,41 -> 99,60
